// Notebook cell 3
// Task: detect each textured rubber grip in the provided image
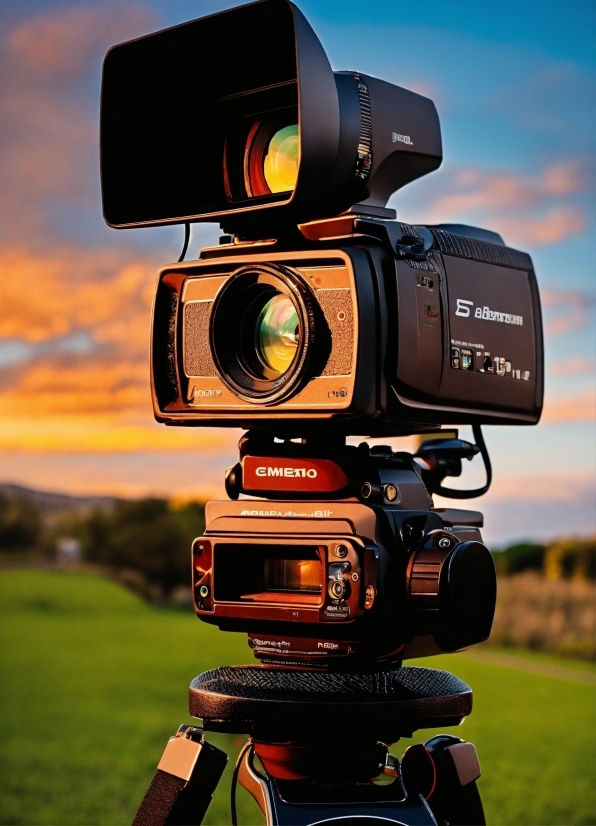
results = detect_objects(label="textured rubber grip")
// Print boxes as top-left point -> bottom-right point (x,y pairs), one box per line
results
133,770 -> 186,826
132,727 -> 227,826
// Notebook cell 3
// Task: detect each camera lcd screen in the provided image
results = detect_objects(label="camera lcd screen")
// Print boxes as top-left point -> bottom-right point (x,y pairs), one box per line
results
214,543 -> 323,602
264,557 -> 321,593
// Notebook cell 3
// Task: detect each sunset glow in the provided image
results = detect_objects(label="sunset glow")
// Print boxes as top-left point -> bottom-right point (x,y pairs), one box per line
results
0,0 -> 593,542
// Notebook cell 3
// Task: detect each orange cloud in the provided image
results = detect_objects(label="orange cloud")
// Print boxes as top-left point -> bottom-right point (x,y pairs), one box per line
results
0,412 -> 240,454
541,390 -> 596,424
0,246 -> 159,447
0,244 -> 241,455
549,359 -> 595,376
541,288 -> 595,336
419,157 -> 593,247
6,4 -> 156,80
493,206 -> 587,246
0,4 -> 158,238
436,157 -> 593,214
0,246 -> 154,347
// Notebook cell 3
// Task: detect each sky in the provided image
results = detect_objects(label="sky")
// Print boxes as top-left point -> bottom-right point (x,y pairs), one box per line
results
0,0 -> 594,545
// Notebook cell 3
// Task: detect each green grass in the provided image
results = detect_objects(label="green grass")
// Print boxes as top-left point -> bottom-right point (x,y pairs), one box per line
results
0,570 -> 594,826
474,645 -> 596,672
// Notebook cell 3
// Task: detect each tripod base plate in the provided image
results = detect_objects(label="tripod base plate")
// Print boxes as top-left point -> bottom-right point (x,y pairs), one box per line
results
189,665 -> 471,742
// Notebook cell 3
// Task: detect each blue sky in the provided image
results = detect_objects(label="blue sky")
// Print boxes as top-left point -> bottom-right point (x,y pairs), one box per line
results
0,0 -> 594,543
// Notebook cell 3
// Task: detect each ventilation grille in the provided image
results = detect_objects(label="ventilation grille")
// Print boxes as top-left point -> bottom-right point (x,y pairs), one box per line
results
354,74 -> 373,183
430,229 -> 533,271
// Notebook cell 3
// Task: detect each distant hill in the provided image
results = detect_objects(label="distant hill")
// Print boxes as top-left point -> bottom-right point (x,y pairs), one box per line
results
0,483 -> 116,524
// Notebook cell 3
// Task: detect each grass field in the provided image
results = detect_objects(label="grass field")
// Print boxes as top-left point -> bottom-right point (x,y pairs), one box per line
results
0,570 -> 594,826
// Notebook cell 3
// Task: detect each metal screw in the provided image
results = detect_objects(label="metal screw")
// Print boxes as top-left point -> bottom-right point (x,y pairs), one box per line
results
352,572 -> 359,582
438,537 -> 451,549
335,544 -> 348,558
199,585 -> 209,598
361,482 -> 372,499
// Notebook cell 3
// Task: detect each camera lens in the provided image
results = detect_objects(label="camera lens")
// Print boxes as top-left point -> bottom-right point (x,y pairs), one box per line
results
210,264 -> 316,403
263,124 -> 299,193
256,293 -> 299,375
243,116 -> 299,198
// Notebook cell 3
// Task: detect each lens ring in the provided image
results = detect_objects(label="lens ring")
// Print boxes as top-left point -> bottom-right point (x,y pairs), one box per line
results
210,264 -> 315,405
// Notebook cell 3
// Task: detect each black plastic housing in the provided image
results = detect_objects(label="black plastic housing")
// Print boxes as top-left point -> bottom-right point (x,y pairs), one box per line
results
100,0 -> 441,235
192,487 -> 497,668
151,223 -> 543,434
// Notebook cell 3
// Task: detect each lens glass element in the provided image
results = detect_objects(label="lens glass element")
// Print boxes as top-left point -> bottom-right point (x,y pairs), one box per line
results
263,124 -> 299,193
255,293 -> 299,375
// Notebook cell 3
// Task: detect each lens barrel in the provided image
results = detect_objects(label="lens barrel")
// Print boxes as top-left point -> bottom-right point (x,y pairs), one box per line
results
210,265 -> 316,404
407,532 -> 496,650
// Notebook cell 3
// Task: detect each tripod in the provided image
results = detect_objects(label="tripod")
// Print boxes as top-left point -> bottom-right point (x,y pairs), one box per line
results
133,433 -> 492,825
133,665 -> 484,825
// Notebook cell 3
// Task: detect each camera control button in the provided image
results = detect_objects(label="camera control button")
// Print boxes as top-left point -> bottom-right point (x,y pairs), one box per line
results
328,579 -> 347,600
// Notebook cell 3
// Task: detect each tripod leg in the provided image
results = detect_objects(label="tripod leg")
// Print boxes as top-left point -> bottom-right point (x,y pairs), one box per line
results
133,725 -> 227,826
235,743 -> 274,826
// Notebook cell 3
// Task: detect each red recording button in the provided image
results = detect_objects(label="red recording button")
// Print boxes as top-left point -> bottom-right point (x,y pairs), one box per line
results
242,455 -> 349,493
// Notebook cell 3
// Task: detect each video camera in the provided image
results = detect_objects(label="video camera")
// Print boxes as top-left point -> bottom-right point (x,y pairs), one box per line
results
100,0 -> 543,670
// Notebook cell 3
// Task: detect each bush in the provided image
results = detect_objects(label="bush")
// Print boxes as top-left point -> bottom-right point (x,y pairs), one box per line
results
54,498 -> 205,599
544,537 -> 596,581
492,537 -> 596,580
491,541 -> 546,576
489,571 -> 595,659
0,492 -> 43,552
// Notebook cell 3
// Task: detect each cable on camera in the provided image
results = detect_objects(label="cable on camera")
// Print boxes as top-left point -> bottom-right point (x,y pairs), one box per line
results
435,424 -> 492,499
178,222 -> 190,262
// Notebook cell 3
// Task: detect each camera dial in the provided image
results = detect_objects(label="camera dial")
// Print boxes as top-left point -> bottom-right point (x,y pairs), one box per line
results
406,531 -> 496,650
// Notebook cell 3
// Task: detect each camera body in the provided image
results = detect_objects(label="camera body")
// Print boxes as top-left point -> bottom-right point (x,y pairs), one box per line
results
100,0 -> 543,670
191,436 -> 496,669
152,218 -> 543,436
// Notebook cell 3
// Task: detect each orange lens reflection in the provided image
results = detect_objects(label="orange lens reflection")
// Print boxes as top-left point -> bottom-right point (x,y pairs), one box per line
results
263,124 -> 300,193
264,557 -> 321,592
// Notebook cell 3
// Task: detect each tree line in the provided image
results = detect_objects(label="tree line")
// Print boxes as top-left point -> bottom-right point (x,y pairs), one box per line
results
0,491 -> 204,599
1,489 -> 594,599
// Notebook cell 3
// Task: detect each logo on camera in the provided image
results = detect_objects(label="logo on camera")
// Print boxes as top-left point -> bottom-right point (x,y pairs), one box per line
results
392,132 -> 413,145
192,387 -> 223,399
242,456 -> 349,492
256,466 -> 318,479
455,298 -> 523,326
